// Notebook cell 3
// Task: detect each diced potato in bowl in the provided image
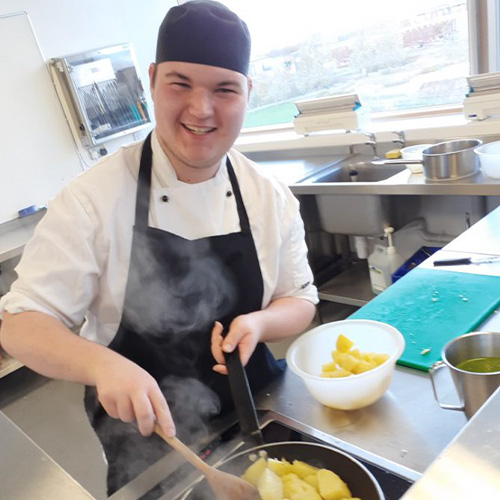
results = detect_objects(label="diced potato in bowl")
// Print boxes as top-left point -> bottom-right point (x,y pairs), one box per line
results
322,334 -> 390,377
286,320 -> 405,410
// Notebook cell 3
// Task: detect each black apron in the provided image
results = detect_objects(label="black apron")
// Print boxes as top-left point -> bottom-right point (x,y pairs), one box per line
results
84,133 -> 284,496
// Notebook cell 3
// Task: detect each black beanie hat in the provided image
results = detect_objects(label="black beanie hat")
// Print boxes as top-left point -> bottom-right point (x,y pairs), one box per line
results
155,1 -> 251,76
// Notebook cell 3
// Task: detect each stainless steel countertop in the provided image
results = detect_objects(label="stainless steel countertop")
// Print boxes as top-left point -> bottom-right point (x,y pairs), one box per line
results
0,410 -> 94,499
256,155 -> 346,186
401,384 -> 500,499
257,154 -> 500,195
291,167 -> 500,196
254,365 -> 465,479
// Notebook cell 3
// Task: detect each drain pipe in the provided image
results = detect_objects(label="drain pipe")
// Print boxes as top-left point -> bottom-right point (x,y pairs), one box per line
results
353,236 -> 369,259
403,218 -> 455,245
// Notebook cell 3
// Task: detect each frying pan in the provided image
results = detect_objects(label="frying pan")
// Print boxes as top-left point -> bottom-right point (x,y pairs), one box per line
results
181,441 -> 384,499
180,336 -> 385,499
373,138 -> 482,180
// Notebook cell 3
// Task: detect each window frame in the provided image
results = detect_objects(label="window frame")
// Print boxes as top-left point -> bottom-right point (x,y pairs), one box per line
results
468,0 -> 500,74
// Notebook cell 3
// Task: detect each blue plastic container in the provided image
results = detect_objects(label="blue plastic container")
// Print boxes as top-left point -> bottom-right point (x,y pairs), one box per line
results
392,246 -> 441,283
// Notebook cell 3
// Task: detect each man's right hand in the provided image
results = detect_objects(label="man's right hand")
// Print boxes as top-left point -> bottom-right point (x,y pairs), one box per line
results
93,353 -> 176,437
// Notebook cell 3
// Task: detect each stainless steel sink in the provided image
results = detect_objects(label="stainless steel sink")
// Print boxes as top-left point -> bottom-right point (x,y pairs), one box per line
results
297,161 -> 406,236
299,162 -> 406,184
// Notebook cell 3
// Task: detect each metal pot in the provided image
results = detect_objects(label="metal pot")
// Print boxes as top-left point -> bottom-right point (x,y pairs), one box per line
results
430,331 -> 500,419
181,441 -> 384,500
374,138 -> 482,180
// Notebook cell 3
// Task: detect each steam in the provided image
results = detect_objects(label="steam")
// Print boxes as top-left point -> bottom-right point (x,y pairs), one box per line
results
160,375 -> 221,444
124,231 -> 237,336
87,228 -> 249,496
99,231 -> 237,494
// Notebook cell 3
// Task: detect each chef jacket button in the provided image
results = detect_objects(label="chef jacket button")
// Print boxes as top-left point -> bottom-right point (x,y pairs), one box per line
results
226,190 -> 232,197
161,195 -> 169,202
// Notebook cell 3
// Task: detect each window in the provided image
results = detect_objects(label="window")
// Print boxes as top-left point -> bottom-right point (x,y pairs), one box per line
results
217,0 -> 490,129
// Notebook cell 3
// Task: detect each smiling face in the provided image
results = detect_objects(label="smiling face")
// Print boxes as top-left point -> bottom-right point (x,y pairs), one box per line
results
149,61 -> 252,183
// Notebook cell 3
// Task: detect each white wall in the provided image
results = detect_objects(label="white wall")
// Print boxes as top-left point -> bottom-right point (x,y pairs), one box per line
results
1,0 -> 176,90
1,0 -> 177,158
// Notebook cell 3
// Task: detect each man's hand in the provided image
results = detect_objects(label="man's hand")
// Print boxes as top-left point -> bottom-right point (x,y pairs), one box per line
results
210,317 -> 261,375
92,352 -> 175,437
210,297 -> 316,375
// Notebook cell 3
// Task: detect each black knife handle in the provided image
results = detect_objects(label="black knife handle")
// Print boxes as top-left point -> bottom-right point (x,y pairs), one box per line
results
433,257 -> 472,266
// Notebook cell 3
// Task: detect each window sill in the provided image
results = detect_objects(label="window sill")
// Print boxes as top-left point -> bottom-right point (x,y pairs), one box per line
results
234,108 -> 500,156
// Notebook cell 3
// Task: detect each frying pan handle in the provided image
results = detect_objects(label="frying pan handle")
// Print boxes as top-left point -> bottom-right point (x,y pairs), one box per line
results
223,347 -> 263,443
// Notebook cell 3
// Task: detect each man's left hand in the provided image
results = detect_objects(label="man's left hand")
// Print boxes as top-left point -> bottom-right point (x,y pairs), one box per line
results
210,317 -> 261,375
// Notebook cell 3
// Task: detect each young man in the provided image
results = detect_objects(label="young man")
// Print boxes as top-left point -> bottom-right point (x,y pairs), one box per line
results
0,1 -> 318,494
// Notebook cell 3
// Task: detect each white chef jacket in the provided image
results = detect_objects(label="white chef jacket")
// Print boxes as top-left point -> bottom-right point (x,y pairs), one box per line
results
0,130 -> 318,345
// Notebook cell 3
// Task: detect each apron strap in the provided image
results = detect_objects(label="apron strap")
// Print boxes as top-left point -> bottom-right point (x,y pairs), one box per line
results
135,132 -> 153,227
226,157 -> 251,234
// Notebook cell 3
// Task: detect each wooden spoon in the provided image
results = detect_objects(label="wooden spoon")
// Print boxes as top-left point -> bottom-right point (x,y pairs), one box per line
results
154,425 -> 261,500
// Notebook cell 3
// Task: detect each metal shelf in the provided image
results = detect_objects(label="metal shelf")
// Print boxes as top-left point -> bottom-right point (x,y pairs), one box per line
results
318,260 -> 375,307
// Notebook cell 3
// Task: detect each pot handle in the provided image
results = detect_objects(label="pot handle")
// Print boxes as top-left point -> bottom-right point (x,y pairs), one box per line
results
430,361 -> 465,412
372,159 -> 423,165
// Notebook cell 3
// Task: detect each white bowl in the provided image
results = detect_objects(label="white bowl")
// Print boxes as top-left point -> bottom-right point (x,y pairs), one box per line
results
286,319 -> 405,410
474,141 -> 500,178
401,144 -> 433,160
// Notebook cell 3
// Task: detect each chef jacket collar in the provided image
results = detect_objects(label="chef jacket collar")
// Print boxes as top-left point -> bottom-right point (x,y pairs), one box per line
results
150,129 -> 228,188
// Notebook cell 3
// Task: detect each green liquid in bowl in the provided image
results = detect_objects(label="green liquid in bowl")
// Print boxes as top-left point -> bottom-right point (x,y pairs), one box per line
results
456,357 -> 500,373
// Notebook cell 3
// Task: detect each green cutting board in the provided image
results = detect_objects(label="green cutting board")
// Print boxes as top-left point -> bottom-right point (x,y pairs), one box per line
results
349,268 -> 500,371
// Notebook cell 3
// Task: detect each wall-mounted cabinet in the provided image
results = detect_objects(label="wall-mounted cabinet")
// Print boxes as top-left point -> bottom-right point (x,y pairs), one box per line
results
51,43 -> 151,149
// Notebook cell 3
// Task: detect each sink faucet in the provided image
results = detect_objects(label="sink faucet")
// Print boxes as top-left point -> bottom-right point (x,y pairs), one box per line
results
365,132 -> 379,159
393,130 -> 406,148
